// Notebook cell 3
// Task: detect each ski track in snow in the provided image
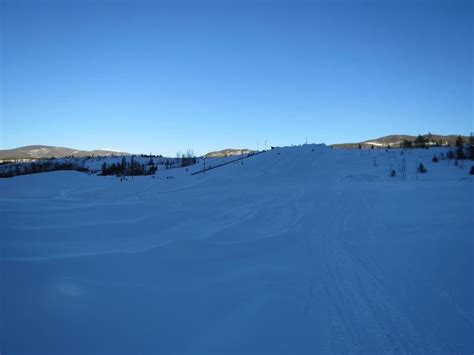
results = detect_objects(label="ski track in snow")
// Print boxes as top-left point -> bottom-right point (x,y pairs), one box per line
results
1,145 -> 473,354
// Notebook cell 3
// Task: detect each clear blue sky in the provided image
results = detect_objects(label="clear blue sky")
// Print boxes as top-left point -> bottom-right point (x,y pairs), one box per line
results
1,0 -> 472,156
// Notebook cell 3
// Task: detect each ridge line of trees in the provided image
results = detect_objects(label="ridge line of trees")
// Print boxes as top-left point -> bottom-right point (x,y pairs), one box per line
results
101,157 -> 157,176
0,161 -> 89,178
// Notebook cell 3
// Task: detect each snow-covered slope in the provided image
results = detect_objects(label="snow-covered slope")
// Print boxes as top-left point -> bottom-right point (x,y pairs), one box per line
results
1,145 -> 472,354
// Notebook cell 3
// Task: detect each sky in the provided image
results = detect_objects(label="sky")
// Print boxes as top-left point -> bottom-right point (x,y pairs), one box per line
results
1,0 -> 472,156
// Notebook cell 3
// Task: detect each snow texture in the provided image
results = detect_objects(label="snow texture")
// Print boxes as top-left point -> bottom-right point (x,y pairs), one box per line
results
1,145 -> 473,354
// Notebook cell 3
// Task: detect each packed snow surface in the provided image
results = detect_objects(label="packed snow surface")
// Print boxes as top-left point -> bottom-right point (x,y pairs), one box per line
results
1,145 -> 473,354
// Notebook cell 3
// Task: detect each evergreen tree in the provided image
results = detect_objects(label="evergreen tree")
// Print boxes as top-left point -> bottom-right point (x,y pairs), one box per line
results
401,139 -> 412,149
121,157 -> 127,173
468,134 -> 474,160
414,135 -> 426,148
111,163 -> 117,175
455,135 -> 464,148
455,136 -> 465,160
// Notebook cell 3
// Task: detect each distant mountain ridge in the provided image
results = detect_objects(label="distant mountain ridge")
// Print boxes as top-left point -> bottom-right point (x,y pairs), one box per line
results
204,148 -> 254,158
0,145 -> 129,160
332,134 -> 471,149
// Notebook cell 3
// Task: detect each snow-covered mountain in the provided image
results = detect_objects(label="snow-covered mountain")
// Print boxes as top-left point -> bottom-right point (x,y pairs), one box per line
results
0,145 -> 129,160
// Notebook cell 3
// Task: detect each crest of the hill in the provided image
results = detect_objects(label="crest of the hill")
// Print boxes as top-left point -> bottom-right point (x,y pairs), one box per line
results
0,145 -> 130,160
332,133 -> 471,148
205,148 -> 255,158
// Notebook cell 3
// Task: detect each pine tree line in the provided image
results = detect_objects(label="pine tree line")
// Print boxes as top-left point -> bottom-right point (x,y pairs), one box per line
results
0,161 -> 89,178
100,157 -> 157,176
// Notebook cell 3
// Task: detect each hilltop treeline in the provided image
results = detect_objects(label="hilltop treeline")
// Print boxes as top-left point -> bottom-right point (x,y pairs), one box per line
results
0,149 -> 199,178
358,134 -> 473,159
399,134 -> 471,150
0,160 -> 89,178
333,133 -> 472,149
400,135 -> 474,160
100,152 -> 197,177
101,157 -> 157,176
